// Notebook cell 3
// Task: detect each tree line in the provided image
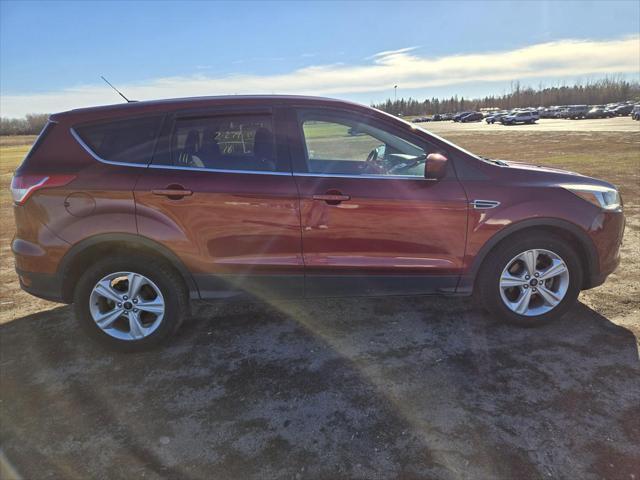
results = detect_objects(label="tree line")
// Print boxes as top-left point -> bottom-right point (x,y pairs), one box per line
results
2,78 -> 639,135
372,78 -> 640,116
0,113 -> 50,136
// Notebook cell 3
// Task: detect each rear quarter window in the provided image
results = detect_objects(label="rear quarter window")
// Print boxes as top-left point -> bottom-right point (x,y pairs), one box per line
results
74,115 -> 164,164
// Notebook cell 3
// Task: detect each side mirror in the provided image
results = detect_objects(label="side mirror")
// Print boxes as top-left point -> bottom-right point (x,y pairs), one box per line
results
425,153 -> 448,180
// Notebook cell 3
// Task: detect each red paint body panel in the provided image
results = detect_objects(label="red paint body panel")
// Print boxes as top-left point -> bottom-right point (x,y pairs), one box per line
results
295,176 -> 468,275
9,95 -> 625,304
135,169 -> 303,275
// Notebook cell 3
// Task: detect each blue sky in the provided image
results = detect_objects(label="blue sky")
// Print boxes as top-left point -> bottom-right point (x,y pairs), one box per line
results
1,0 -> 639,116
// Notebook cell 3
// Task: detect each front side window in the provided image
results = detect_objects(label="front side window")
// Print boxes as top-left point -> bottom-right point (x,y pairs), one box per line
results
157,114 -> 277,172
74,115 -> 164,164
298,110 -> 429,177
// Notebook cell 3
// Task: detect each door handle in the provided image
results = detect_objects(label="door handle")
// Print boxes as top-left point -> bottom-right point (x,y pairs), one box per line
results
152,187 -> 193,199
312,193 -> 351,205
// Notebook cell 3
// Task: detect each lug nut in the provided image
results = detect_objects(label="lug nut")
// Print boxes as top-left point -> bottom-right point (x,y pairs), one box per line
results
117,303 -> 122,307
133,308 -> 138,313
523,285 -> 528,289
133,299 -> 138,304
534,273 -> 539,278
123,295 -> 128,300
532,288 -> 537,292
525,275 -> 530,280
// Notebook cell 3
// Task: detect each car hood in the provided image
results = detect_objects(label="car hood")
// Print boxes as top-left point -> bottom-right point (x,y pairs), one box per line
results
499,160 -> 616,188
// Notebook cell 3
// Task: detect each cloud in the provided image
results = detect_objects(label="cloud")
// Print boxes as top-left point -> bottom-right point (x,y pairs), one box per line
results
1,35 -> 638,117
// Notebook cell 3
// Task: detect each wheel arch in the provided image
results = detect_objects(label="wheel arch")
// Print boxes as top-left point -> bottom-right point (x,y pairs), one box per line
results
58,233 -> 199,303
465,218 -> 598,293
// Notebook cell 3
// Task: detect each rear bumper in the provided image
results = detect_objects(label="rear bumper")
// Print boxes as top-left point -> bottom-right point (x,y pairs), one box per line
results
15,268 -> 66,303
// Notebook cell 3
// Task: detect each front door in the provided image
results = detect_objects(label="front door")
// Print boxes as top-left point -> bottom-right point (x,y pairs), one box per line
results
135,108 -> 303,298
290,108 -> 469,296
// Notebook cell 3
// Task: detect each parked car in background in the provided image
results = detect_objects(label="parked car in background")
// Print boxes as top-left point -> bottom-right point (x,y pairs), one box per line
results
412,117 -> 430,123
460,112 -> 483,123
631,105 -> 640,120
501,111 -> 538,125
11,95 -> 625,350
611,104 -> 634,116
565,105 -> 590,119
453,111 -> 472,122
485,112 -> 509,124
586,106 -> 612,119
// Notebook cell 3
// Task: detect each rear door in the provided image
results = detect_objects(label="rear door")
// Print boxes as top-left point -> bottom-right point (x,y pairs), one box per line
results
135,106 -> 304,298
288,107 -> 469,296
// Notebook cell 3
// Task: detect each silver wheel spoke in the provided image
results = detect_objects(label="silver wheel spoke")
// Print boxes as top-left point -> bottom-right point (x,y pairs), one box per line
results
500,273 -> 527,288
94,308 -> 123,329
499,248 -> 570,317
539,260 -> 568,281
127,273 -> 145,299
128,312 -> 146,340
512,288 -> 533,314
520,249 -> 538,276
94,281 -> 122,304
89,270 -> 165,342
537,285 -> 563,306
137,298 -> 164,314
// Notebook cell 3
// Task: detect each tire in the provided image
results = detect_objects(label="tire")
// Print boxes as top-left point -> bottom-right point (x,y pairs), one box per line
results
476,233 -> 582,327
73,255 -> 189,352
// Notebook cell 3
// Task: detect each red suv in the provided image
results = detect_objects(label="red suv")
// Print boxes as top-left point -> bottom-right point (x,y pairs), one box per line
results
11,96 -> 625,350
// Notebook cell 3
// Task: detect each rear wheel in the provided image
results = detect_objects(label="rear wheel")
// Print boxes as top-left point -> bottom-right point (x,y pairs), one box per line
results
476,233 -> 582,326
73,256 -> 189,351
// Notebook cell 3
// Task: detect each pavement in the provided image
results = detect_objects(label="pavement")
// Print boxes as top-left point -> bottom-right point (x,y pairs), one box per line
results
1,296 -> 639,479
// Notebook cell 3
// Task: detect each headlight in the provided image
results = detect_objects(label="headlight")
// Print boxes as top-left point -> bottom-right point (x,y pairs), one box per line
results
562,184 -> 622,210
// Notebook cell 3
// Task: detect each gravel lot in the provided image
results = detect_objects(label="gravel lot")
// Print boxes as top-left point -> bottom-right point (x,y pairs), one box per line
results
2,297 -> 639,479
1,119 -> 639,479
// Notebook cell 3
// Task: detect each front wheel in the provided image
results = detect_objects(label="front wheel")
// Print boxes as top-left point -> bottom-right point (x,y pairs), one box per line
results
73,256 -> 189,351
476,233 -> 582,326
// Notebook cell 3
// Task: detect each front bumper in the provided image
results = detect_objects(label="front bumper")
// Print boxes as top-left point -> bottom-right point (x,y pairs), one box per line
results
584,210 -> 625,289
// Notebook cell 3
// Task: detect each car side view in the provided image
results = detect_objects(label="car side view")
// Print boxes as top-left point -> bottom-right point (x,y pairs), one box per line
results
500,111 -> 538,125
11,96 -> 625,351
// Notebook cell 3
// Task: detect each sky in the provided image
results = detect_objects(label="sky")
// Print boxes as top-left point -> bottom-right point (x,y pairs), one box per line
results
1,0 -> 639,117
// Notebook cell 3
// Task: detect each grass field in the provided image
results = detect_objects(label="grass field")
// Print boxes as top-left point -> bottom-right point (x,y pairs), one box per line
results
0,128 -> 638,334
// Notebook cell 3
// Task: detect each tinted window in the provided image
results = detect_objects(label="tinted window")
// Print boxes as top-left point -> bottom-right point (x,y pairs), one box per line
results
25,121 -> 55,161
298,110 -> 429,177
75,116 -> 164,164
155,114 -> 277,172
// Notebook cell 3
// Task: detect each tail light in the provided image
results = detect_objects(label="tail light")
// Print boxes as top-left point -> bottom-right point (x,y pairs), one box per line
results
10,174 -> 76,205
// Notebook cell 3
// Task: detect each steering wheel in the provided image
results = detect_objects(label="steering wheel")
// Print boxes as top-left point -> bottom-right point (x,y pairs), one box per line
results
361,148 -> 385,174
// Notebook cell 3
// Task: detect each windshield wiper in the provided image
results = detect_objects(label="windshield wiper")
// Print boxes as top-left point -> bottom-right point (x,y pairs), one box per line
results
480,156 -> 508,166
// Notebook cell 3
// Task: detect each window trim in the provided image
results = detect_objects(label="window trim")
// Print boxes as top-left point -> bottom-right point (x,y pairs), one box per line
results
147,163 -> 293,176
70,113 -> 166,168
72,124 -> 292,178
292,107 -> 445,180
70,127 -> 150,169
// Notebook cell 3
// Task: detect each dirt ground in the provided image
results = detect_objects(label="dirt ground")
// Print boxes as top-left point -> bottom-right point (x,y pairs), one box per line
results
1,118 -> 639,479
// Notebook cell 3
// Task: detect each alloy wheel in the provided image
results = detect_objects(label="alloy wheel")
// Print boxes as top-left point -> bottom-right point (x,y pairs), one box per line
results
499,249 -> 570,317
89,271 -> 165,341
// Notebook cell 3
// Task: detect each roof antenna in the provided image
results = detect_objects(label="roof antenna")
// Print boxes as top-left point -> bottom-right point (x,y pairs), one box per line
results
100,76 -> 135,103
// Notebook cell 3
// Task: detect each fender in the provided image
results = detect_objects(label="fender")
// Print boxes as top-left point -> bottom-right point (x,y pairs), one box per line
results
458,217 -> 599,294
58,232 -> 199,300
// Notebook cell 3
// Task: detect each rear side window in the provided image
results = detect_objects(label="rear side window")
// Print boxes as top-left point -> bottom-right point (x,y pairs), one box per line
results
24,121 -> 55,161
74,115 -> 164,164
153,114 -> 277,172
